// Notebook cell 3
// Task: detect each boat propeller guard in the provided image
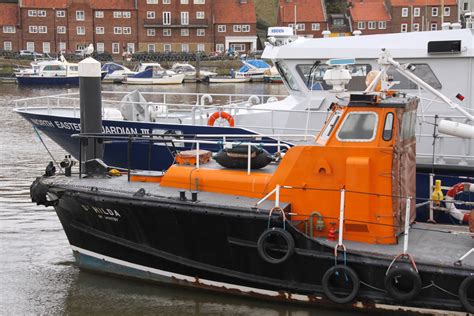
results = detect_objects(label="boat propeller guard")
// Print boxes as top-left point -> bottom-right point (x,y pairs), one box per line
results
207,111 -> 235,127
322,265 -> 360,304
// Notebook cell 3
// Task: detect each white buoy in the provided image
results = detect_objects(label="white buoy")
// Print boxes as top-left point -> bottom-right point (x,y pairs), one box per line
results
438,120 -> 474,139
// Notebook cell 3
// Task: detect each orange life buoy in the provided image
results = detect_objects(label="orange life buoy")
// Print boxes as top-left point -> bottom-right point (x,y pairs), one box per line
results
207,111 -> 235,127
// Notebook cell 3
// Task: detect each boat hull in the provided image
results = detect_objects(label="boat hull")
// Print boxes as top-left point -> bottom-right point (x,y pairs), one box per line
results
125,74 -> 185,85
35,181 -> 471,314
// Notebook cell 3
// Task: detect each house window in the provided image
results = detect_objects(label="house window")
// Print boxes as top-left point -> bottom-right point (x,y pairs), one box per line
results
181,11 -> 189,25
148,44 -> 155,52
181,28 -> 189,36
401,23 -> 408,32
3,26 -> 16,33
123,27 -> 131,34
163,28 -> 171,36
197,28 -> 205,36
38,10 -> 46,17
42,42 -> 50,53
57,26 -> 66,34
95,11 -> 104,18
218,25 -> 226,32
216,43 -> 224,52
196,11 -> 204,19
113,11 -> 122,18
127,43 -> 135,53
413,7 -> 420,17
77,26 -> 85,35
181,44 -> 189,52
96,42 -> 104,53
463,2 -> 469,10
112,43 -> 120,54
29,26 -> 38,33
28,10 -> 37,17
444,7 -> 450,16
26,42 -> 35,51
4,41 -> 12,51
197,43 -> 205,51
147,11 -> 155,19
56,10 -> 65,18
164,44 -> 171,52
76,10 -> 85,21
311,23 -> 320,31
413,23 -> 420,31
96,26 -> 104,34
147,0 -> 158,3
233,25 -> 242,32
430,23 -> 437,30
194,0 -> 205,3
368,21 -> 376,29
163,0 -> 171,4
163,12 -> 171,25
230,43 -> 245,52
114,27 -> 122,34
147,28 -> 155,36
432,7 -> 438,16
59,42 -> 66,52
401,7 -> 409,17
378,21 -> 386,29
296,23 -> 305,31
123,11 -> 131,18
38,26 -> 47,33
357,21 -> 365,29
181,0 -> 189,3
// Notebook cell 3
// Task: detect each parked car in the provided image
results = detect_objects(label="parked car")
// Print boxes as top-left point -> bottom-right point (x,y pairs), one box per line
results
19,50 -> 44,57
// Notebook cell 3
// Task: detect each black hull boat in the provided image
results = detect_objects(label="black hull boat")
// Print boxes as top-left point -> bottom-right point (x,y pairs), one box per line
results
31,176 -> 473,313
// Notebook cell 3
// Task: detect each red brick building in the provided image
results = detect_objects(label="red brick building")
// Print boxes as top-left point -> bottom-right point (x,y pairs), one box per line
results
213,0 -> 258,53
387,0 -> 458,33
277,0 -> 328,38
0,2 -> 20,51
349,0 -> 391,35
138,0 -> 213,53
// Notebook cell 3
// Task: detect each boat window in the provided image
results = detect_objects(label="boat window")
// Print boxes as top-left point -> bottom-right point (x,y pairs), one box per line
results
296,63 -> 371,91
320,110 -> 342,141
400,110 -> 417,140
275,61 -> 299,91
337,112 -> 378,142
382,112 -> 394,141
387,64 -> 441,89
43,65 -> 66,71
69,66 -> 78,71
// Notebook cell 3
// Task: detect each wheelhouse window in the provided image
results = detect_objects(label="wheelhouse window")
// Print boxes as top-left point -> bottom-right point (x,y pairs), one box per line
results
275,62 -> 299,91
387,64 -> 441,89
296,63 -> 372,91
337,112 -> 378,141
320,110 -> 342,141
382,112 -> 394,141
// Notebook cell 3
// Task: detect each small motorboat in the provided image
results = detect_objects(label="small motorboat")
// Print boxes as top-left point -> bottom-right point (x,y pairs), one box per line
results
124,68 -> 185,85
202,76 -> 251,84
171,63 -> 217,80
235,59 -> 271,80
101,62 -> 136,82
263,67 -> 283,83
15,57 -> 81,85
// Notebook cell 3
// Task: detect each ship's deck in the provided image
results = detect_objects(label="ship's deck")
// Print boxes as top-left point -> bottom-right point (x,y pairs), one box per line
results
43,173 -> 474,270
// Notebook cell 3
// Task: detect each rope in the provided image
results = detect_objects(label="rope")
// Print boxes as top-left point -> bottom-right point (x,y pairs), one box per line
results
33,126 -> 63,173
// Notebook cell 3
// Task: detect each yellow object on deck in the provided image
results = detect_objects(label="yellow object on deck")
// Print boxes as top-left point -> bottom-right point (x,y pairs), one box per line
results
431,179 -> 444,206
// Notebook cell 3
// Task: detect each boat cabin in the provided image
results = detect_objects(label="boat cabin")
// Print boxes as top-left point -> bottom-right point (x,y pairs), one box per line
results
160,93 -> 418,245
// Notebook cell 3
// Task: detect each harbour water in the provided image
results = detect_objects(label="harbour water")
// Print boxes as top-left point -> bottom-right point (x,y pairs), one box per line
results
1,83 -> 405,315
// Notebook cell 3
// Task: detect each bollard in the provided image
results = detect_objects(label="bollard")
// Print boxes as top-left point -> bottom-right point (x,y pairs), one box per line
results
79,57 -> 103,166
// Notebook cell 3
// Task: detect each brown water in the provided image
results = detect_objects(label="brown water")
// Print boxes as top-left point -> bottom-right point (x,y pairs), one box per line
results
0,83 -> 405,315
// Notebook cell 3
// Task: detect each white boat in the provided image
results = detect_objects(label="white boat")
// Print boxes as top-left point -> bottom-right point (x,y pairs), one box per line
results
171,63 -> 217,80
203,76 -> 251,83
101,62 -> 136,81
235,59 -> 271,80
15,57 -> 81,85
124,68 -> 185,85
135,63 -> 176,75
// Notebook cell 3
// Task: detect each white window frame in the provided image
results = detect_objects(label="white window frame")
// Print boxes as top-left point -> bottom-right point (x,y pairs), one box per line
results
194,0 -> 205,3
38,26 -> 47,33
413,23 -> 420,31
181,11 -> 189,25
401,7 -> 409,17
230,43 -> 245,52
56,10 -> 65,18
311,23 -> 320,31
181,0 -> 189,3
76,10 -> 85,21
96,42 -> 104,53
197,28 -> 205,36
296,23 -> 305,31
401,23 -> 408,32
123,27 -> 131,35
59,42 -> 66,52
163,28 -> 171,36
242,24 -> 251,32
95,11 -> 104,18
413,7 -> 420,17
217,25 -> 226,32
196,11 -> 204,19
126,43 -> 135,53
147,28 -> 156,36
113,11 -> 122,18
147,0 -> 158,3
164,44 -> 171,52
233,25 -> 242,32
163,12 -> 171,25
181,43 -> 189,52
112,42 -> 120,54
77,26 -> 85,35
368,21 -> 376,29
26,42 -> 35,51
148,44 -> 155,53
430,23 -> 437,31
216,43 -> 224,52
444,7 -> 451,16
147,11 -> 155,19
96,26 -> 105,34
336,111 -> 379,142
357,21 -> 365,29
378,21 -> 386,29
3,26 -> 16,33
4,41 -> 12,51
197,43 -> 205,51
163,0 -> 171,4
57,26 -> 67,34
38,10 -> 46,17
28,10 -> 37,17
42,42 -> 50,53
431,7 -> 438,16
123,11 -> 131,18
181,28 -> 189,36
29,26 -> 38,33
114,27 -> 122,34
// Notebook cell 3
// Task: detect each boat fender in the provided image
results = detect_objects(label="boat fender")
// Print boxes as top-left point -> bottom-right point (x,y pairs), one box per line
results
459,276 -> 474,313
384,265 -> 421,302
248,95 -> 260,105
257,227 -> 294,264
207,111 -> 234,127
214,146 -> 273,169
30,177 -> 58,207
267,97 -> 278,103
322,265 -> 360,304
201,94 -> 213,105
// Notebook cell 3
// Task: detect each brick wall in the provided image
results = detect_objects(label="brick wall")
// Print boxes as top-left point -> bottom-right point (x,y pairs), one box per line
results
390,5 -> 458,33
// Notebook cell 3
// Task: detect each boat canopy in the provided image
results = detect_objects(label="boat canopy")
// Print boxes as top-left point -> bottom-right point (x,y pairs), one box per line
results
102,62 -> 128,74
239,60 -> 271,72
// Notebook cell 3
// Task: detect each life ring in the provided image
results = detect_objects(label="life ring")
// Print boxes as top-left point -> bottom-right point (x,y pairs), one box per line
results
445,182 -> 473,223
384,265 -> 421,301
207,111 -> 235,127
257,227 -> 294,264
459,276 -> 474,313
322,265 -> 360,304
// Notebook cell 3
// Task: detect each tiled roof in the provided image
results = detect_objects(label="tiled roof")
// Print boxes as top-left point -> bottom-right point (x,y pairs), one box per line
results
390,0 -> 456,6
349,0 -> 390,22
279,0 -> 325,23
0,3 -> 18,25
20,0 -> 68,8
214,0 -> 256,24
89,0 -> 136,10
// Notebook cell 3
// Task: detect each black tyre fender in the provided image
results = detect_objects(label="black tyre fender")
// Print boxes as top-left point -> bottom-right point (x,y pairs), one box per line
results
459,276 -> 474,313
322,265 -> 360,304
257,227 -> 294,264
384,265 -> 421,302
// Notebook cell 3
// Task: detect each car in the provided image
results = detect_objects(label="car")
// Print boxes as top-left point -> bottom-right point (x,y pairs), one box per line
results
19,50 -> 44,57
